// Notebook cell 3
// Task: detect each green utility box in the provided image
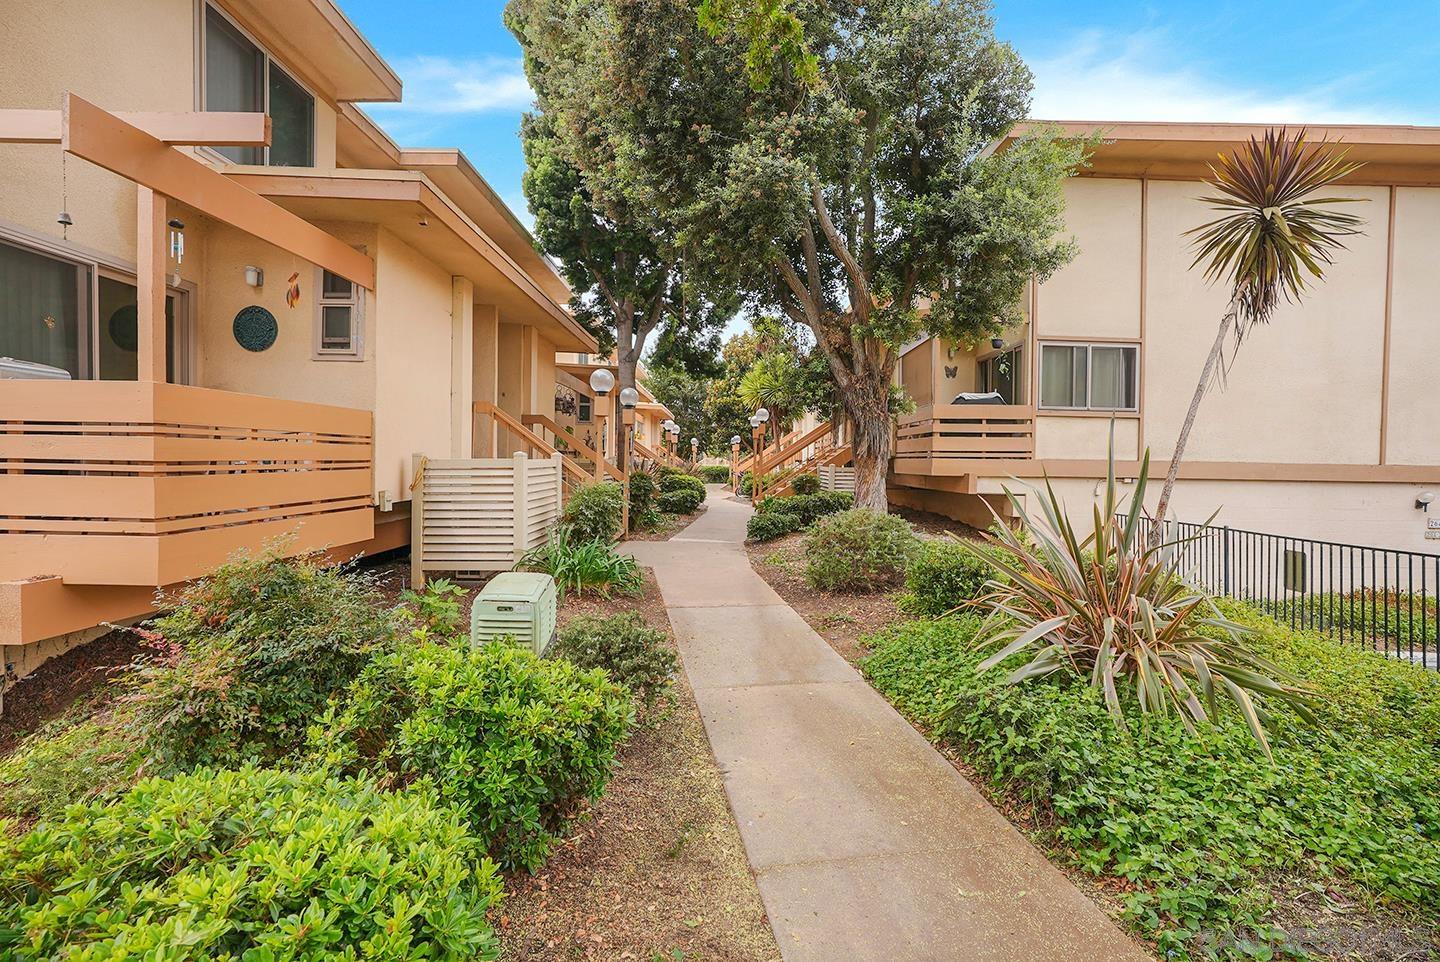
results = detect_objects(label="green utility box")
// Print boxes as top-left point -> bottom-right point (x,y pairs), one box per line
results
470,572 -> 558,655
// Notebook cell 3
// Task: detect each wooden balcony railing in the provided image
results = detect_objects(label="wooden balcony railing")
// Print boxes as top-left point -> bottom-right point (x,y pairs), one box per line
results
0,381 -> 374,587
893,403 -> 1036,474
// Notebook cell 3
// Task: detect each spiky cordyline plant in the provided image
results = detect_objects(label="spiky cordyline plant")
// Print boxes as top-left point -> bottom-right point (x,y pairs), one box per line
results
966,438 -> 1314,759
1151,128 -> 1365,539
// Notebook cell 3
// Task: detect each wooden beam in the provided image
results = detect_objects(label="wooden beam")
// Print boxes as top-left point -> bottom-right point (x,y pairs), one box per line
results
135,186 -> 167,382
60,94 -> 374,289
0,108 -> 270,146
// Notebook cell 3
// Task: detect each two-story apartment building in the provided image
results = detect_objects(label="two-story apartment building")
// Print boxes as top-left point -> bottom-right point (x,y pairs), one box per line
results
0,0 -> 596,684
893,122 -> 1440,552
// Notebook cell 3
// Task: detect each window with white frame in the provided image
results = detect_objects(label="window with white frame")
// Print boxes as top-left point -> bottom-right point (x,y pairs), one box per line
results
203,4 -> 314,167
1039,342 -> 1138,411
315,270 -> 362,358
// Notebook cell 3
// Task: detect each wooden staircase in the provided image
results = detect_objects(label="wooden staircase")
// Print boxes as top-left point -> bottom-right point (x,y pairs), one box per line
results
475,401 -> 599,496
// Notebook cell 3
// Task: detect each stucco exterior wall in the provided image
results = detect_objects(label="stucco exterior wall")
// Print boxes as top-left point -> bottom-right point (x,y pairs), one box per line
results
373,228 -> 454,501
1386,186 -> 1440,466
1037,177 -> 1142,340
1034,415 -> 1140,461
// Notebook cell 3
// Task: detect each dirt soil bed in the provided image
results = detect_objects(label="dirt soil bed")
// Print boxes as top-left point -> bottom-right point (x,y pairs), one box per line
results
0,629 -> 141,755
498,571 -> 780,962
627,506 -> 706,542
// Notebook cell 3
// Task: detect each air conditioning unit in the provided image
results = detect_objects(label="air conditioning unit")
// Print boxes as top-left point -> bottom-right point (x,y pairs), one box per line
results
470,572 -> 558,655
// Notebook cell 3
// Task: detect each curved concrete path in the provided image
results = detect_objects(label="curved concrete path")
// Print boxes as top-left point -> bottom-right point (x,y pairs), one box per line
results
626,487 -> 1150,962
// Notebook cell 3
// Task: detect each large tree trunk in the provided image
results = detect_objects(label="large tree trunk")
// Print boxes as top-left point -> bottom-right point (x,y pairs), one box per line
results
1151,304 -> 1235,545
836,362 -> 893,513
615,350 -> 639,468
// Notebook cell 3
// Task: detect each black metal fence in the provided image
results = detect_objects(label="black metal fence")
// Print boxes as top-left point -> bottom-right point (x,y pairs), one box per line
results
1161,522 -> 1439,671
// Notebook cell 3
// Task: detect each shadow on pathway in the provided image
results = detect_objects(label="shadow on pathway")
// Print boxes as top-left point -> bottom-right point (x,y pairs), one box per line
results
626,486 -> 1151,962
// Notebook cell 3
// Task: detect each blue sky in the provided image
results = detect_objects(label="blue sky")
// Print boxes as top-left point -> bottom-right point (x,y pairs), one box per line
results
344,0 -> 1440,230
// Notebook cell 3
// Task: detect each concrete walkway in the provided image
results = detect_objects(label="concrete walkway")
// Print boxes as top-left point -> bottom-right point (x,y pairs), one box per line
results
627,487 -> 1150,962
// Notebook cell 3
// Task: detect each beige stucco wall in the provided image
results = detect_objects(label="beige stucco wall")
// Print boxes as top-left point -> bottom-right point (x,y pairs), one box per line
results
373,228 -> 454,501
1038,177 -> 1142,340
195,220 -> 376,406
1140,180 -> 1390,464
0,0 -> 195,262
1386,187 -> 1440,467
1034,415 -> 1140,461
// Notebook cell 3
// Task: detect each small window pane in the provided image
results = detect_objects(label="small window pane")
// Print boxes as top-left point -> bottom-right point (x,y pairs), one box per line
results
1040,345 -> 1085,408
1090,346 -> 1137,410
267,64 -> 314,167
321,306 -> 353,349
0,240 -> 86,378
205,7 -> 263,165
578,395 -> 593,422
322,271 -> 352,298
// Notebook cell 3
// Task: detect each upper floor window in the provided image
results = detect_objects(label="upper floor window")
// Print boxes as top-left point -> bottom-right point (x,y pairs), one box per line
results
203,4 -> 314,167
315,269 -> 363,358
1040,342 -> 1138,411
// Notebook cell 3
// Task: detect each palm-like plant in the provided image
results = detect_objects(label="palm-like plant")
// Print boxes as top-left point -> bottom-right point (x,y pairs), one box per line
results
967,436 -> 1314,758
1151,128 -> 1365,537
738,350 -> 804,432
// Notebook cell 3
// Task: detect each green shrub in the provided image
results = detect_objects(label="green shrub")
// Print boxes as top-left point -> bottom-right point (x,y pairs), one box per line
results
518,525 -> 644,597
699,464 -> 731,484
746,510 -> 805,542
399,577 -> 468,639
657,486 -> 704,514
659,472 -> 706,497
902,538 -> 993,616
791,472 -> 821,495
551,612 -> 677,712
319,641 -> 633,871
0,765 -> 503,961
757,491 -> 852,524
131,549 -> 397,770
860,611 -> 1440,960
562,481 -> 624,543
803,508 -> 920,591
0,713 -> 143,821
628,468 -> 659,530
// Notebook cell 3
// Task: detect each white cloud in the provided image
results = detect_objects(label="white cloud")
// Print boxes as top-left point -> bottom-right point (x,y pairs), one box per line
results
1027,29 -> 1433,125
371,56 -> 534,114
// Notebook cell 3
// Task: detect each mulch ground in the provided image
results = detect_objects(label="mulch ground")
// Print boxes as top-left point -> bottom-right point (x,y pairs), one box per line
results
0,629 -> 141,756
497,571 -> 780,962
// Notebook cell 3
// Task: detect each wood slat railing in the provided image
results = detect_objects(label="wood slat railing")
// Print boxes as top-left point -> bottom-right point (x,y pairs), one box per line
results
756,421 -> 834,476
521,413 -> 624,482
892,403 -> 1036,473
474,401 -> 593,489
0,380 -> 374,587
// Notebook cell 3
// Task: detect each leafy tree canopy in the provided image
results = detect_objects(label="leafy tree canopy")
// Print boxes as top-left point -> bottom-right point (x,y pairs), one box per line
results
544,0 -> 1089,508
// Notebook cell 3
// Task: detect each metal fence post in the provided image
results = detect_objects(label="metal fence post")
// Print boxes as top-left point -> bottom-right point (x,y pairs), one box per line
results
1222,525 -> 1232,599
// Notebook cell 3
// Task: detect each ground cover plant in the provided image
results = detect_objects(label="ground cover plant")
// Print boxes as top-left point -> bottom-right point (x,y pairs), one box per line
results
130,548 -> 398,771
317,639 -> 633,871
860,608 -> 1440,960
803,508 -> 919,591
519,525 -> 644,597
550,612 -> 677,712
746,491 -> 853,541
0,708 -> 142,823
0,765 -> 504,961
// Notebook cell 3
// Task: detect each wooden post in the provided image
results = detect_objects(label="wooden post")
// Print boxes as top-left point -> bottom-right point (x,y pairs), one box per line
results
513,451 -> 530,563
409,453 -> 425,589
136,185 -> 167,382
752,425 -> 765,502
620,408 -> 635,539
594,411 -> 609,479
730,441 -> 740,489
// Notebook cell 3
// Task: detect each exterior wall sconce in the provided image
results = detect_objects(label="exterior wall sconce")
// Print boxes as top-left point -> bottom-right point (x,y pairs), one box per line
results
243,265 -> 264,288
1417,491 -> 1436,512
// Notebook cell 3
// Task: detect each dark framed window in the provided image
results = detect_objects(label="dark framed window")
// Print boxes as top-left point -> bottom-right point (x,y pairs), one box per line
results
203,4 -> 314,167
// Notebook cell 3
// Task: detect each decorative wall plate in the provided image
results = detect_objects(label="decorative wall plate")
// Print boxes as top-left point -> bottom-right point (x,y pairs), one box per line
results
233,305 -> 278,352
108,304 -> 138,352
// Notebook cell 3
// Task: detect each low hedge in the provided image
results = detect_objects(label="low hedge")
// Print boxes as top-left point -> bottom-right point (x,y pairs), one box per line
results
657,486 -> 704,514
860,608 -> 1440,959
551,612 -> 677,712
0,765 -> 504,960
562,481 -> 624,543
699,464 -> 731,484
746,491 -> 854,541
900,538 -> 994,615
318,640 -> 633,872
790,472 -> 821,495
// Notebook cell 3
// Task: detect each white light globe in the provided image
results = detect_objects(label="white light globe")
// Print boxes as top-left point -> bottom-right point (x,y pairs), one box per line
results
588,368 -> 615,396
619,386 -> 640,409
730,435 -> 741,445
690,437 -> 698,446
755,407 -> 770,423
